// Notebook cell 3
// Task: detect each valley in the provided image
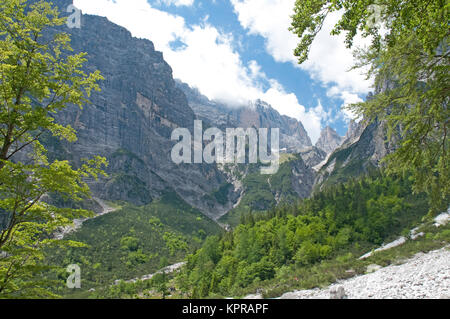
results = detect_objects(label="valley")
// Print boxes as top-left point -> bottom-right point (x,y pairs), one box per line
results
0,0 -> 447,301
38,0 -> 448,299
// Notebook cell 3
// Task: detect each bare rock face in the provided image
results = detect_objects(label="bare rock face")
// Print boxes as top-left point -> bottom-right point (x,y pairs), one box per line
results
44,0 -> 232,218
344,119 -> 366,144
288,156 -> 317,200
41,1 -> 398,220
177,81 -> 312,152
313,118 -> 398,190
177,82 -> 317,211
36,0 -> 319,221
315,126 -> 344,155
298,146 -> 327,168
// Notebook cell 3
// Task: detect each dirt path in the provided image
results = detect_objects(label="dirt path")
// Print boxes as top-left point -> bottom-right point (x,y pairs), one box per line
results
113,262 -> 187,285
54,197 -> 118,239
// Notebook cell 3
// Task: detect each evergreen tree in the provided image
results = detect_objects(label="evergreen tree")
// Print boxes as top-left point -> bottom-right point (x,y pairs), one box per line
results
290,0 -> 449,214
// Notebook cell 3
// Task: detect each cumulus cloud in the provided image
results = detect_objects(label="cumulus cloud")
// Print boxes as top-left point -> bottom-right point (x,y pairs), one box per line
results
261,80 -> 324,143
301,11 -> 372,95
231,0 -> 373,116
73,0 -> 325,142
158,0 -> 195,7
327,86 -> 364,121
230,0 -> 299,64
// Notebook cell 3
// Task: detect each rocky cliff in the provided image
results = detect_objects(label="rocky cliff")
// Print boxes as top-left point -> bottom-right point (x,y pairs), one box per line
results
314,118 -> 397,189
42,1 -> 391,221
46,0 -> 234,219
298,146 -> 327,168
177,81 -> 312,152
315,126 -> 344,154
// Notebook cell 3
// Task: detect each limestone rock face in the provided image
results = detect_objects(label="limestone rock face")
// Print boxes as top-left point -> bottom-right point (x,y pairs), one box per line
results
177,81 -> 312,152
298,146 -> 327,168
343,119 -> 366,145
288,156 -> 317,200
39,1 -> 399,220
45,0 -> 232,218
314,118 -> 398,190
315,126 -> 344,154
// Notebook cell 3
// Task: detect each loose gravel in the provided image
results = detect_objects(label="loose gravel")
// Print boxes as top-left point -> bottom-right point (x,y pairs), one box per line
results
279,246 -> 450,299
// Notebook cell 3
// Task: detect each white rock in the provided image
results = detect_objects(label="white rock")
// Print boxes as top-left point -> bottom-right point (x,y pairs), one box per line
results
366,264 -> 383,273
279,246 -> 450,299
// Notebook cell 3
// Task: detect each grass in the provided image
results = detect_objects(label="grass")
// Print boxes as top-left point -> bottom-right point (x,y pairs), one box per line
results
45,192 -> 222,297
259,222 -> 450,299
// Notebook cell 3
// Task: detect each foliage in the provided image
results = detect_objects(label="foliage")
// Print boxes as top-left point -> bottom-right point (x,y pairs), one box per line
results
0,0 -> 105,298
220,155 -> 308,227
290,0 -> 449,214
180,173 -> 430,297
45,192 -> 222,297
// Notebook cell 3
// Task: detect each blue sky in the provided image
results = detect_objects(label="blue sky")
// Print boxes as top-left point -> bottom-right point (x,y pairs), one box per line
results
74,0 -> 373,143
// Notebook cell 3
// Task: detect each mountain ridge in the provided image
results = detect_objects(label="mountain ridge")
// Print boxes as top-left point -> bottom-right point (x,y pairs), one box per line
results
176,80 -> 313,153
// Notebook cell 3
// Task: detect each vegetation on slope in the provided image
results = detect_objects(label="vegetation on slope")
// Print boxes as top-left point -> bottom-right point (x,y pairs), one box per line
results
291,0 -> 449,214
44,192 -> 221,297
178,173 -> 435,298
220,154 -> 311,227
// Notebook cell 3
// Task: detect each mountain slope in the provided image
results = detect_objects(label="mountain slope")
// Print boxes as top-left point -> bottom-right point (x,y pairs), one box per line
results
219,154 -> 316,226
177,81 -> 312,152
314,118 -> 397,190
48,192 -> 222,294
315,126 -> 344,154
44,0 -> 235,219
298,146 -> 327,168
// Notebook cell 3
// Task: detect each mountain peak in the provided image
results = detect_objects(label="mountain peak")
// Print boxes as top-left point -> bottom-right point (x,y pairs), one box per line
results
315,126 -> 344,154
176,81 -> 313,151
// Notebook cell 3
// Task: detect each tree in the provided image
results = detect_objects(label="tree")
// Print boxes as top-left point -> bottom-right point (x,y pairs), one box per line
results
153,257 -> 169,299
0,0 -> 105,297
290,0 -> 449,214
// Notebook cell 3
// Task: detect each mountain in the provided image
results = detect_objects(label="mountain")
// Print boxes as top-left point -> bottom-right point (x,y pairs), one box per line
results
314,118 -> 397,189
315,126 -> 344,154
176,81 -> 312,152
43,0 -> 236,220
10,1 -> 444,301
41,0 -> 318,223
176,82 -> 316,224
298,146 -> 328,168
342,119 -> 367,147
218,153 -> 316,227
44,1 -> 390,224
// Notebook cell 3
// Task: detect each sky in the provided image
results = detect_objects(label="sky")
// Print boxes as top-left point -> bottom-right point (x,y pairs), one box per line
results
73,0 -> 374,143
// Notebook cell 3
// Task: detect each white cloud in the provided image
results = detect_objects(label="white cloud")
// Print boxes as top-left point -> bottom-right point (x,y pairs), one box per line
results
248,60 -> 266,80
158,0 -> 195,7
74,0 -> 324,142
301,11 -> 372,95
261,80 -> 324,143
327,86 -> 364,121
231,0 -> 373,116
230,0 -> 299,64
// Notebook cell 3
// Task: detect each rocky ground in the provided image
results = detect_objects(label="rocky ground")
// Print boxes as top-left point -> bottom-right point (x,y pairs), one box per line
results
278,246 -> 450,299
243,210 -> 450,300
113,262 -> 186,285
54,197 -> 118,239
